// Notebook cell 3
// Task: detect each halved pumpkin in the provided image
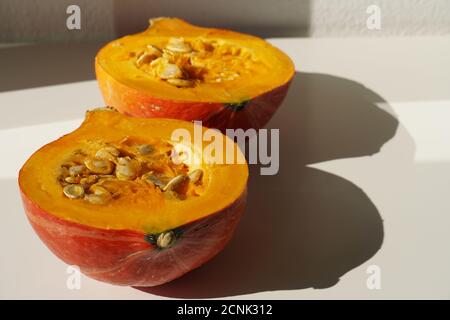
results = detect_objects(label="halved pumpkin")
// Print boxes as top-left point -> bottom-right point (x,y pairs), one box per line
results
18,108 -> 248,286
95,17 -> 295,131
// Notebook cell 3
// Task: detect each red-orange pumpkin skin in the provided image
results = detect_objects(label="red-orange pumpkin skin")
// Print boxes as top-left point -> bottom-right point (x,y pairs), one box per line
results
96,63 -> 292,132
20,187 -> 246,286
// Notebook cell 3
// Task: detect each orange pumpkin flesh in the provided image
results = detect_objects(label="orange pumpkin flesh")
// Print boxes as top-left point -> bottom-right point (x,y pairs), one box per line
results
18,109 -> 248,286
96,17 -> 295,131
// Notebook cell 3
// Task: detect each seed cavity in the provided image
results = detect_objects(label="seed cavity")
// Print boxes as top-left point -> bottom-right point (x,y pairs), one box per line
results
133,37 -> 251,88
59,139 -> 205,205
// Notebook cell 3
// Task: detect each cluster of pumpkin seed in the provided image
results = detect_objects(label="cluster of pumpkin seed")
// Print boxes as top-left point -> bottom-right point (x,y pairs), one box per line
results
135,37 -> 248,87
58,140 -> 204,205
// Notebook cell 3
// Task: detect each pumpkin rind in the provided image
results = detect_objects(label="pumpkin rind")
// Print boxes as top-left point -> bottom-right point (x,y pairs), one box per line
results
95,17 -> 295,131
20,186 -> 246,286
18,109 -> 248,286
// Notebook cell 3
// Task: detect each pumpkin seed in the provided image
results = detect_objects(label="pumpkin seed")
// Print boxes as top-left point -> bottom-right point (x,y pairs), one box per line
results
147,44 -> 162,55
60,166 -> 69,179
69,165 -> 85,176
188,169 -> 203,184
89,184 -> 110,195
79,175 -> 99,186
84,158 -> 114,175
150,57 -> 166,68
97,176 -> 114,183
86,175 -> 99,184
61,163 -> 72,170
63,184 -> 85,199
163,190 -> 181,200
98,174 -> 115,179
161,49 -> 175,60
137,144 -> 154,155
58,174 -> 69,186
136,51 -> 156,67
115,157 -> 140,180
157,63 -> 183,79
157,231 -> 175,249
166,78 -> 193,87
65,176 -> 80,184
163,174 -> 187,192
143,173 -> 166,189
166,38 -> 192,53
95,146 -> 120,161
84,193 -> 111,205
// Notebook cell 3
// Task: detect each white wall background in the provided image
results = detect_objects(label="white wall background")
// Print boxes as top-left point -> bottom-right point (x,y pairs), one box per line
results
1,0 -> 450,42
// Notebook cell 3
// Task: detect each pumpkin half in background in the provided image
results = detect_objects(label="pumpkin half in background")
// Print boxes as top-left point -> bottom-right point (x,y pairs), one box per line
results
18,108 -> 248,286
96,17 -> 295,131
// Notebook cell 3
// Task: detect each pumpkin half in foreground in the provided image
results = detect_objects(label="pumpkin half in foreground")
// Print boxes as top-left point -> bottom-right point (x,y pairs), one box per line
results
18,108 -> 248,286
96,17 -> 295,131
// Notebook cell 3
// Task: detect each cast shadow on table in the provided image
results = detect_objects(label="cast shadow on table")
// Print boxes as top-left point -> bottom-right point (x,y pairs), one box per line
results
136,72 -> 398,298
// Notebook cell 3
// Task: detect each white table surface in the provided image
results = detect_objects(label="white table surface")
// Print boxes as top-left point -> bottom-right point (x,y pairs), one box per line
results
1,36 -> 449,299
